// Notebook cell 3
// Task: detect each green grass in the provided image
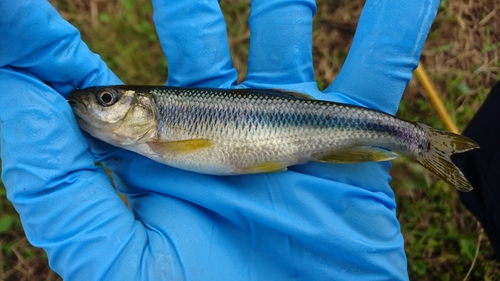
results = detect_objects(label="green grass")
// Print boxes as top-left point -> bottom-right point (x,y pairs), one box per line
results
1,0 -> 499,280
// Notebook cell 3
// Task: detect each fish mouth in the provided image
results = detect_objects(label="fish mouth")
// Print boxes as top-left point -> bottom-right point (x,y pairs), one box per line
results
67,94 -> 94,129
67,99 -> 80,111
67,94 -> 88,115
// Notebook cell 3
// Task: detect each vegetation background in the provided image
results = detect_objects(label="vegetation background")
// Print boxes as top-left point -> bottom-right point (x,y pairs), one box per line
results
1,0 -> 499,280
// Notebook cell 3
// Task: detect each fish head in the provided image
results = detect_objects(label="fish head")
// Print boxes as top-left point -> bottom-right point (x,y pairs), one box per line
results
68,87 -> 158,146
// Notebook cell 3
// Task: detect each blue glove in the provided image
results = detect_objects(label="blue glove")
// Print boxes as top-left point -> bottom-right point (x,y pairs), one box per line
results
0,0 -> 439,280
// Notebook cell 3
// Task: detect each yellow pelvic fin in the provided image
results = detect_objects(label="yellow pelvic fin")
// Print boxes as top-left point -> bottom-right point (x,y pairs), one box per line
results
240,161 -> 288,174
316,146 -> 399,163
147,139 -> 213,154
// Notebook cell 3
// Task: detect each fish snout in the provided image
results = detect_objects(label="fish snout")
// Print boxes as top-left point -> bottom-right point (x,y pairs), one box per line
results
67,92 -> 90,117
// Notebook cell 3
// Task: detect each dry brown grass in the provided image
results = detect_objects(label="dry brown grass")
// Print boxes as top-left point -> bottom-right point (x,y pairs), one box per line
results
0,237 -> 60,281
410,0 -> 500,125
313,1 -> 363,87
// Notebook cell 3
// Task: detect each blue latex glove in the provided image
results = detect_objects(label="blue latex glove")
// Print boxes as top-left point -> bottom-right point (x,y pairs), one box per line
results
0,0 -> 439,280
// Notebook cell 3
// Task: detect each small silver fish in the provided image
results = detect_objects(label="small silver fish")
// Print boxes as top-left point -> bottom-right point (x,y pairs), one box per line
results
68,85 -> 479,191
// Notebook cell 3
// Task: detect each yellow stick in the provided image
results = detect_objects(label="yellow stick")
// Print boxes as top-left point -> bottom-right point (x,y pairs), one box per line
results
414,62 -> 460,134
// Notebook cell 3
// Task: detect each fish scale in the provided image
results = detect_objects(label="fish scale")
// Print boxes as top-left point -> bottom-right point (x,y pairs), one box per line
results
133,88 -> 440,172
69,85 -> 479,191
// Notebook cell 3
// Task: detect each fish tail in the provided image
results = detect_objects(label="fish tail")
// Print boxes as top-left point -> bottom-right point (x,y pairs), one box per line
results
415,123 -> 479,192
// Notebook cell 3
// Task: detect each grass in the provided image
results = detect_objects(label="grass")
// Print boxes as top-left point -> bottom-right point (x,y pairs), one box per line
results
1,0 -> 499,280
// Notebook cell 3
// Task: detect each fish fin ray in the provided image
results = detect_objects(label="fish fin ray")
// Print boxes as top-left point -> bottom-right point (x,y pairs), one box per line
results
416,123 -> 479,192
315,146 -> 398,163
147,139 -> 213,154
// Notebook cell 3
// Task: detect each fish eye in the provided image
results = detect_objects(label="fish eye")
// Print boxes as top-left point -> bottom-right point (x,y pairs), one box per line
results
96,90 -> 118,106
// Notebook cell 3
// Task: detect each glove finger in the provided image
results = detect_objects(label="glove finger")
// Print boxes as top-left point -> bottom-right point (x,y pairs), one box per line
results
0,68 -> 92,179
241,0 -> 317,89
152,0 -> 237,88
324,0 -> 439,114
0,67 -> 143,279
0,1 -> 121,97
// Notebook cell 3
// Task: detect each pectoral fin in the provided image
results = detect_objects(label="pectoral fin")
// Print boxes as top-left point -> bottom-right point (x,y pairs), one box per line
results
315,146 -> 398,163
147,139 -> 213,154
240,161 -> 289,174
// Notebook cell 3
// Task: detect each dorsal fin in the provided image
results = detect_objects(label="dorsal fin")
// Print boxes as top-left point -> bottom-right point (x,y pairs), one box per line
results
271,89 -> 315,100
236,88 -> 315,100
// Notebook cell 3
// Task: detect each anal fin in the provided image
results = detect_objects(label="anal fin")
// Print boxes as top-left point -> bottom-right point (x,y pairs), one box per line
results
315,146 -> 398,163
147,139 -> 213,155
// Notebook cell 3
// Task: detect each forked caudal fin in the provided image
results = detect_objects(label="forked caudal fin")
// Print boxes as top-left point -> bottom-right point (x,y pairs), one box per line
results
415,123 -> 479,192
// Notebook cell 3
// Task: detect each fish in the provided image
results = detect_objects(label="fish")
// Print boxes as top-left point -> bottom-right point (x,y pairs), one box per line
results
68,85 -> 479,192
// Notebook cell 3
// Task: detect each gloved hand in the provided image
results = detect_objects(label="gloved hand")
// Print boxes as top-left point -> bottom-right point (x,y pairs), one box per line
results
0,0 -> 439,280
